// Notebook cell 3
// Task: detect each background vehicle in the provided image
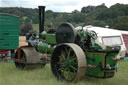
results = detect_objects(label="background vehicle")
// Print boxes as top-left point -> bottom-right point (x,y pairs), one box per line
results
0,13 -> 19,60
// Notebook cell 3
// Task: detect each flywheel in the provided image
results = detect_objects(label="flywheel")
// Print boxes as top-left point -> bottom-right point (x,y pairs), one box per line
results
56,23 -> 76,44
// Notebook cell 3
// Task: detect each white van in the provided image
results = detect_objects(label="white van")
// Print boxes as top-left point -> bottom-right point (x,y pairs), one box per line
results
76,25 -> 126,59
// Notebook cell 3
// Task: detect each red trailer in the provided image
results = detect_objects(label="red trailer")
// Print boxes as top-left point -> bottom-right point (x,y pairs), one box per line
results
122,33 -> 128,57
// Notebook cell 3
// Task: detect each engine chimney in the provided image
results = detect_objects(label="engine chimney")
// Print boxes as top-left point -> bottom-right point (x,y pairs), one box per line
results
38,6 -> 45,37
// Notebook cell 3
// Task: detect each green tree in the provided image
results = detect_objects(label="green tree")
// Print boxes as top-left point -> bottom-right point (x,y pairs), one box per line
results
21,24 -> 33,35
113,16 -> 128,30
81,6 -> 95,13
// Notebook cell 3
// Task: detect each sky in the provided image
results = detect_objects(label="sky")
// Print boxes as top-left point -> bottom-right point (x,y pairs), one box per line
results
0,0 -> 128,12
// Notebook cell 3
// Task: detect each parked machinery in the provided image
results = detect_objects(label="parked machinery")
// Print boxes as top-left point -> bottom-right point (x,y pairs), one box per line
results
51,23 -> 120,81
0,13 -> 19,60
14,6 -> 120,82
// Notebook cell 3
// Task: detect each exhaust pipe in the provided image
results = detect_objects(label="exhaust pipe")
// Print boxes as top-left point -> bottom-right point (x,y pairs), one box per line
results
38,6 -> 45,37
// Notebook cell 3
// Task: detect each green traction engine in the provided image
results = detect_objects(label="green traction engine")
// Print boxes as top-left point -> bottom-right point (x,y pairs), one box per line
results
14,6 -> 120,82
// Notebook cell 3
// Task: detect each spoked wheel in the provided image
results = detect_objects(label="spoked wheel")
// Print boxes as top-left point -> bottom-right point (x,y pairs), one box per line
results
51,43 -> 86,82
15,49 -> 26,69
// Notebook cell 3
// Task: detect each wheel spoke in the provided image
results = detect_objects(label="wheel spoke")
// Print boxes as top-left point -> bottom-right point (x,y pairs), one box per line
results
65,47 -> 69,55
58,56 -> 65,61
64,68 -> 70,80
60,51 -> 66,60
64,68 -> 76,81
66,48 -> 72,59
59,67 -> 64,72
57,61 -> 64,65
70,57 -> 76,62
70,65 -> 77,71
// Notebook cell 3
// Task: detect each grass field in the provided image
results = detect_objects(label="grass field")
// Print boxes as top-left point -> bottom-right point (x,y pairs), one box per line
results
32,24 -> 39,34
0,60 -> 128,85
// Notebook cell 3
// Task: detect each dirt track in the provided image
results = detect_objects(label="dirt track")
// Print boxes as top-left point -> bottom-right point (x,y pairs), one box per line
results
19,36 -> 28,46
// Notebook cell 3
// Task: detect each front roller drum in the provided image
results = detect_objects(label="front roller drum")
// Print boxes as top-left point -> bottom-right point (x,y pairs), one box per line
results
14,46 -> 46,70
51,43 -> 87,82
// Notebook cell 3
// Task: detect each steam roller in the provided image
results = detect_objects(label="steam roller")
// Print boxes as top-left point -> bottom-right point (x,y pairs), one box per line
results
14,5 -> 121,82
50,22 -> 120,82
14,6 -> 48,69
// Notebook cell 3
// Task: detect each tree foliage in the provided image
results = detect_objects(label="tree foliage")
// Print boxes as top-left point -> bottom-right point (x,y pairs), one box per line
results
0,3 -> 128,34
21,24 -> 33,35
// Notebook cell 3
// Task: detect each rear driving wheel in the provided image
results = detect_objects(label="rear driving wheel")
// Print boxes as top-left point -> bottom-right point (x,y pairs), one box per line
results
51,43 -> 86,82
